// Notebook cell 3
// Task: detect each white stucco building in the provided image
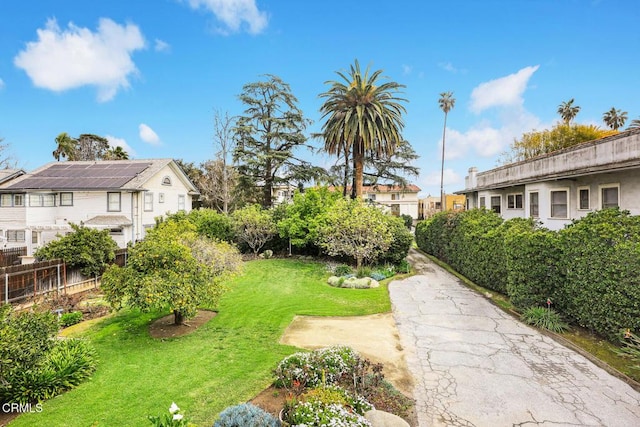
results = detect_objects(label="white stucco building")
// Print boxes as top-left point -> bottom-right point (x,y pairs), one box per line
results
457,128 -> 640,230
0,159 -> 199,254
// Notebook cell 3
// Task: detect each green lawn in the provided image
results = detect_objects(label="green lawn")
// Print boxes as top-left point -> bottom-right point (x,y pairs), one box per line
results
11,259 -> 390,426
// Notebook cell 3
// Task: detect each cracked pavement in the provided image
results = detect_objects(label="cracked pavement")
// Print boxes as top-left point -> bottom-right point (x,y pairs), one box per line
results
389,249 -> 640,427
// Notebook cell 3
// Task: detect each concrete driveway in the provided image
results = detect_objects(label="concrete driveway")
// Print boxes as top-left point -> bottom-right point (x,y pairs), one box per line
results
389,249 -> 640,427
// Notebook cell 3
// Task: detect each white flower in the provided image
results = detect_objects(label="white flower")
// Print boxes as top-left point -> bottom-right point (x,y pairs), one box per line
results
173,413 -> 184,421
169,402 -> 180,414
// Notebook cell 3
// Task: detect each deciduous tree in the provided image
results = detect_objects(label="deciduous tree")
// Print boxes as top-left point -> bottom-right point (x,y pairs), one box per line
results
232,204 -> 276,257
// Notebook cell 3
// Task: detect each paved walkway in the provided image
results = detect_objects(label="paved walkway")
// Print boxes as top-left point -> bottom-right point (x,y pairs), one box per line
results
389,249 -> 640,427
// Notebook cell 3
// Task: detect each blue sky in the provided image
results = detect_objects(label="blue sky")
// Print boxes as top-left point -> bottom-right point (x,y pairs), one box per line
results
1,0 -> 639,197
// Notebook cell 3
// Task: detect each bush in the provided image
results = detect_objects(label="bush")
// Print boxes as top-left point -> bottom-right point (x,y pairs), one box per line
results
1,338 -> 97,404
333,264 -> 353,276
356,266 -> 372,278
376,216 -> 413,266
214,403 -> 280,427
520,307 -> 569,334
186,209 -> 235,242
274,346 -> 360,389
401,214 -> 413,229
59,311 -> 83,328
506,227 -> 563,310
284,400 -> 370,427
369,272 -> 386,282
557,209 -> 640,341
262,249 -> 273,259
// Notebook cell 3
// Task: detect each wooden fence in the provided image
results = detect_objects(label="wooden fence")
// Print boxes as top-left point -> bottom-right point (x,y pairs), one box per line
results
0,247 -> 27,267
1,248 -> 129,305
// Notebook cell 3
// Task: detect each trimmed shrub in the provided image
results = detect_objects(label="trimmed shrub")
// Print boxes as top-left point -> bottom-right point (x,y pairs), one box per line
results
376,216 -> 413,266
214,403 -> 280,427
506,227 -> 563,310
60,311 -> 83,328
401,214 -> 413,230
557,209 -> 640,341
185,209 -> 235,242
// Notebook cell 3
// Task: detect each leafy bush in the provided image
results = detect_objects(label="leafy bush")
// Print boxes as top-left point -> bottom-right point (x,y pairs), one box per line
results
333,264 -> 353,276
274,346 -> 360,389
356,266 -> 372,278
557,209 -> 640,341
186,209 -> 235,242
520,307 -> 569,333
59,311 -> 83,328
401,214 -> 413,229
1,335 -> 97,404
376,217 -> 413,266
396,259 -> 411,274
214,403 -> 280,427
35,223 -> 118,277
505,226 -> 563,310
369,272 -> 386,282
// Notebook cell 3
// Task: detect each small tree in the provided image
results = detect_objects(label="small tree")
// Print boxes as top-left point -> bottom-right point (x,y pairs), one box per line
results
318,198 -> 393,269
35,223 -> 118,277
232,205 -> 276,257
101,220 -> 241,325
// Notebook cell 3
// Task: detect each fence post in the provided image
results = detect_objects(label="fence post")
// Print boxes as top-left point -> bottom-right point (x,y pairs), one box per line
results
63,262 -> 67,295
33,268 -> 37,298
57,263 -> 61,294
4,273 -> 8,304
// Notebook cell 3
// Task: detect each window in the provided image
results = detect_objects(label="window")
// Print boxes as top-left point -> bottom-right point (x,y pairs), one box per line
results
159,193 -> 165,203
550,190 -> 568,218
529,192 -> 539,218
479,196 -> 486,208
0,194 -> 12,207
600,185 -> 619,209
29,194 -> 56,207
578,187 -> 590,210
162,176 -> 172,186
490,196 -> 501,214
60,192 -> 73,206
13,194 -> 24,207
391,193 -> 400,201
144,192 -> 153,211
178,195 -> 186,211
391,204 -> 400,216
107,192 -> 121,212
507,193 -> 523,209
32,231 -> 38,245
6,230 -> 25,242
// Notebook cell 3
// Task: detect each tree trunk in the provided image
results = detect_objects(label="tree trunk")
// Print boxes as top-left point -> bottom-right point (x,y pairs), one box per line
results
173,309 -> 184,326
353,139 -> 364,199
356,256 -> 363,270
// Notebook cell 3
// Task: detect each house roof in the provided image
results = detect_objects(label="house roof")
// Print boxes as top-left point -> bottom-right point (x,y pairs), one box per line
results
0,169 -> 26,185
457,128 -> 640,193
328,184 -> 421,193
2,159 -> 199,194
84,215 -> 132,227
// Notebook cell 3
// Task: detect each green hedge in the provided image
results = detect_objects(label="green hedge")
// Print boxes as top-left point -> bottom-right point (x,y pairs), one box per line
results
415,208 -> 640,343
557,209 -> 640,341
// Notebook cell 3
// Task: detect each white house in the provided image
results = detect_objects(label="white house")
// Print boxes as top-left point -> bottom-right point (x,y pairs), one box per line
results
330,184 -> 421,219
0,159 -> 199,254
457,128 -> 640,230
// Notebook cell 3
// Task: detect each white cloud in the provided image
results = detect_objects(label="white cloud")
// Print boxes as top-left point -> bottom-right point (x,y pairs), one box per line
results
13,18 -> 145,102
139,124 -> 160,145
106,135 -> 136,157
402,64 -> 412,75
470,65 -> 539,113
421,168 -> 463,188
154,39 -> 170,52
0,78 -> 4,90
185,0 -> 268,34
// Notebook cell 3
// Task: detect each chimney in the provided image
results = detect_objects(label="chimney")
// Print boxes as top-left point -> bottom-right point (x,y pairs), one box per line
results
465,167 -> 478,189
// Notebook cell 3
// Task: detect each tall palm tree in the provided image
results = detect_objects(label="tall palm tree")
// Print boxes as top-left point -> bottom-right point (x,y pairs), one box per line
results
104,146 -> 129,160
52,132 -> 77,161
320,60 -> 407,199
557,98 -> 580,125
438,91 -> 455,211
603,107 -> 628,130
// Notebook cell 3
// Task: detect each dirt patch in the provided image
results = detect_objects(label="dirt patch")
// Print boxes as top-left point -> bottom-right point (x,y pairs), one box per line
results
279,313 -> 414,396
149,310 -> 217,339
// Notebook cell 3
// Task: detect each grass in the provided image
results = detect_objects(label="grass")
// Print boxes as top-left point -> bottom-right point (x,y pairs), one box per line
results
10,259 -> 390,427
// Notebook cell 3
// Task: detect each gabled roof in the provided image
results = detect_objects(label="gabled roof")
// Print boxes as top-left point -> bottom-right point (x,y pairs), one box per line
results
0,169 -> 26,186
3,159 -> 199,194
